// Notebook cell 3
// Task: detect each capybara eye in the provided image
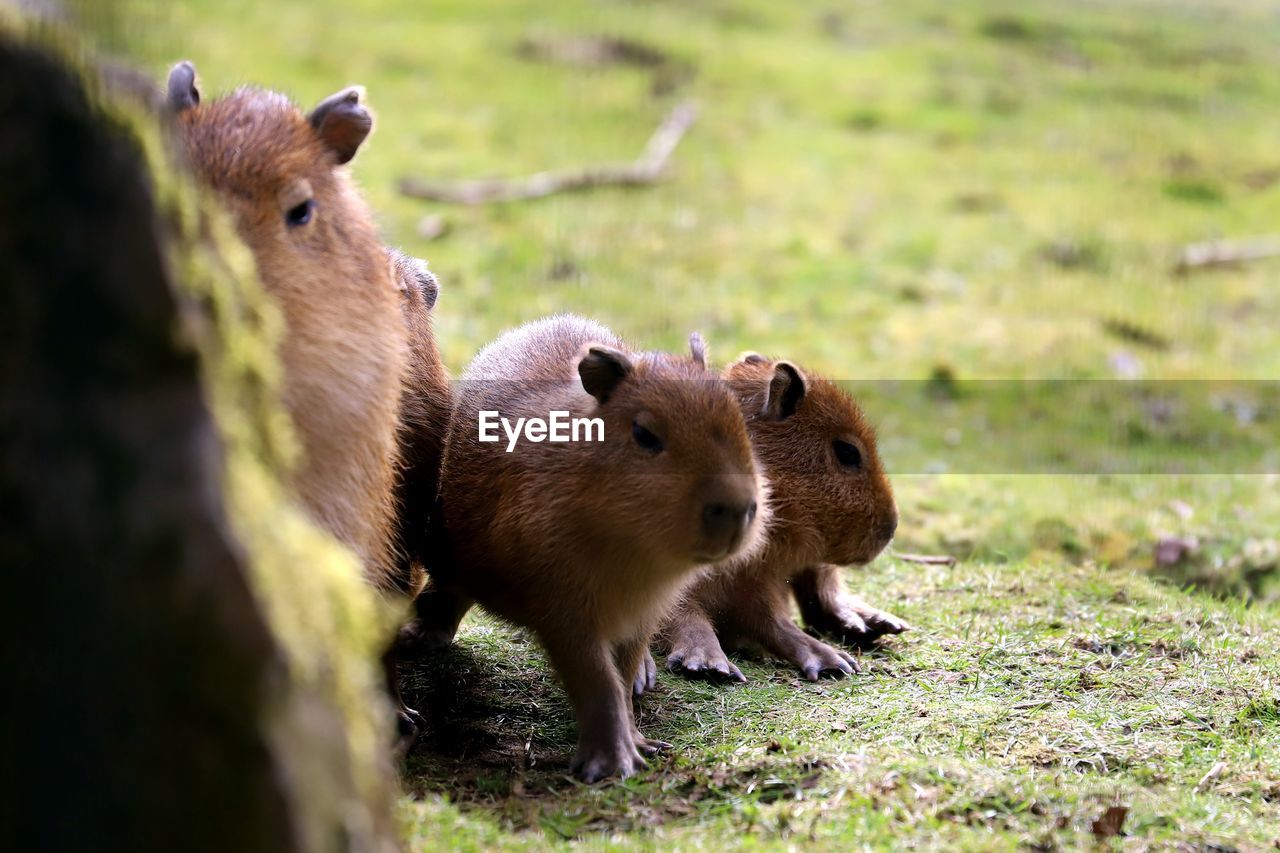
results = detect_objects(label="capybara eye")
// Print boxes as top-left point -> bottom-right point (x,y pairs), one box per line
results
632,421 -> 663,453
833,439 -> 862,469
285,199 -> 314,227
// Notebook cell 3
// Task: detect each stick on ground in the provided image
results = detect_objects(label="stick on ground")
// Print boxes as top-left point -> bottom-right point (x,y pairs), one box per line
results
1175,235 -> 1280,273
398,101 -> 699,205
892,552 -> 958,567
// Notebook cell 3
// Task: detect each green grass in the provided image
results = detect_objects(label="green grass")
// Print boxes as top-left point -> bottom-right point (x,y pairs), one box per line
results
106,0 -> 1280,846
396,559 -> 1280,849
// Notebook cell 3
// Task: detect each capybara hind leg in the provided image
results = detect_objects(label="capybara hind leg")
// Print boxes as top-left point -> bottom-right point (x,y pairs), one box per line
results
665,607 -> 745,684
756,615 -> 861,681
544,633 -> 648,783
399,583 -> 474,653
792,564 -> 909,648
614,638 -> 670,755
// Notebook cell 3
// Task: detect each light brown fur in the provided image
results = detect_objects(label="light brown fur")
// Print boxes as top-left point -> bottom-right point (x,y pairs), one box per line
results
167,65 -> 445,742
423,315 -> 767,781
170,70 -> 406,589
654,354 -> 905,689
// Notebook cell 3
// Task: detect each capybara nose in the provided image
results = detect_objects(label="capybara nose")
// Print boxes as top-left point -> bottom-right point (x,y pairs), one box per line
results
701,498 -> 756,554
879,512 -> 899,543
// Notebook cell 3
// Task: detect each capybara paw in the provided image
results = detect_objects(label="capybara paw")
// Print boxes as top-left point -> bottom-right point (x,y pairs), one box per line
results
856,603 -> 909,637
631,728 -> 672,756
570,739 -> 648,783
812,598 -> 910,649
394,705 -> 423,755
666,640 -> 746,684
633,647 -> 658,697
788,635 -> 862,681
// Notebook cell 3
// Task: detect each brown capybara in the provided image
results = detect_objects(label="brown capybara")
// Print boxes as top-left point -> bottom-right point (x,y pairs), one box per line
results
653,353 -> 905,690
386,248 -> 450,597
167,62 -> 404,585
423,315 -> 767,781
166,62 -> 427,736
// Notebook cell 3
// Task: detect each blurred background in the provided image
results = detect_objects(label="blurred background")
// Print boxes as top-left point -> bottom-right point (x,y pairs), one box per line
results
78,0 -> 1280,596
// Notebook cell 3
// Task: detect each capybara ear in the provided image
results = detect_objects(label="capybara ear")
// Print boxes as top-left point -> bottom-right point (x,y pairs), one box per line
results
166,61 -> 199,112
388,249 -> 440,309
738,351 -> 768,366
763,361 -> 806,421
689,332 -> 708,368
578,345 -> 633,405
308,87 -> 373,165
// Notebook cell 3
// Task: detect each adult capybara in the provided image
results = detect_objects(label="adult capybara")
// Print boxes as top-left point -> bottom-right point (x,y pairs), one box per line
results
658,353 -> 904,687
167,62 -> 405,586
422,315 -> 767,781
167,63 -> 444,740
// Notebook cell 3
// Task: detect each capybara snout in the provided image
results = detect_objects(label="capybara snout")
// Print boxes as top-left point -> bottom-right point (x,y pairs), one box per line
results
697,476 -> 759,560
876,510 -> 899,550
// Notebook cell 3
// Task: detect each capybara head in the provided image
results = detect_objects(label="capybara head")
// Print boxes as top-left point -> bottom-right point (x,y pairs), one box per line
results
165,61 -> 390,315
574,334 -> 766,566
724,353 -> 896,567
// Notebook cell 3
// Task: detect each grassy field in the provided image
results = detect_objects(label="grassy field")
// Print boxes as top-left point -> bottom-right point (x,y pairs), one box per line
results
109,0 -> 1280,847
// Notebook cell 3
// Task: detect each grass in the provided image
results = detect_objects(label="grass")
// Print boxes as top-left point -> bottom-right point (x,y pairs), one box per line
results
396,559 -> 1280,848
103,0 -> 1280,846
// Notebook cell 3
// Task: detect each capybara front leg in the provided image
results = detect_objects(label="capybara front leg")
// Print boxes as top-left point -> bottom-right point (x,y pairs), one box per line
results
614,636 -> 671,755
792,564 -> 909,649
665,604 -> 745,684
543,632 -> 648,783
756,615 -> 861,681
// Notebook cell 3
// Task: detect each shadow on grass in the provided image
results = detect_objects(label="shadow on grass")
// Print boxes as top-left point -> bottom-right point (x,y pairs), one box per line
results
397,624 -> 904,836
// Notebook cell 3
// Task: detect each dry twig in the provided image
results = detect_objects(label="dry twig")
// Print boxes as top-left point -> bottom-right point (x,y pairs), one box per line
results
398,101 -> 699,205
892,552 -> 958,567
1175,235 -> 1280,273
1195,760 -> 1226,792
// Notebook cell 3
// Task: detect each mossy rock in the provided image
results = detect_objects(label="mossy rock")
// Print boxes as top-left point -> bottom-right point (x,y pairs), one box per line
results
0,15 -> 398,852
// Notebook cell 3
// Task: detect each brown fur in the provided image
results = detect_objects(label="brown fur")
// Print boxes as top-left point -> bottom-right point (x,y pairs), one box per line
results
171,73 -> 406,589
655,354 -> 905,689
167,65 -> 447,743
386,249 -> 451,599
424,315 -> 766,781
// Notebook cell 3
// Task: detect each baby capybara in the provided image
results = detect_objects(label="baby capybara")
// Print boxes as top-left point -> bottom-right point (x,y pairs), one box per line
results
657,353 -> 905,688
426,315 -> 766,781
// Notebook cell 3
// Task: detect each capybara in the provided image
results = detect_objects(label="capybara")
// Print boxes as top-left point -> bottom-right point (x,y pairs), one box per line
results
167,62 -> 430,737
425,315 -> 767,781
386,248 -> 450,596
656,353 -> 904,688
